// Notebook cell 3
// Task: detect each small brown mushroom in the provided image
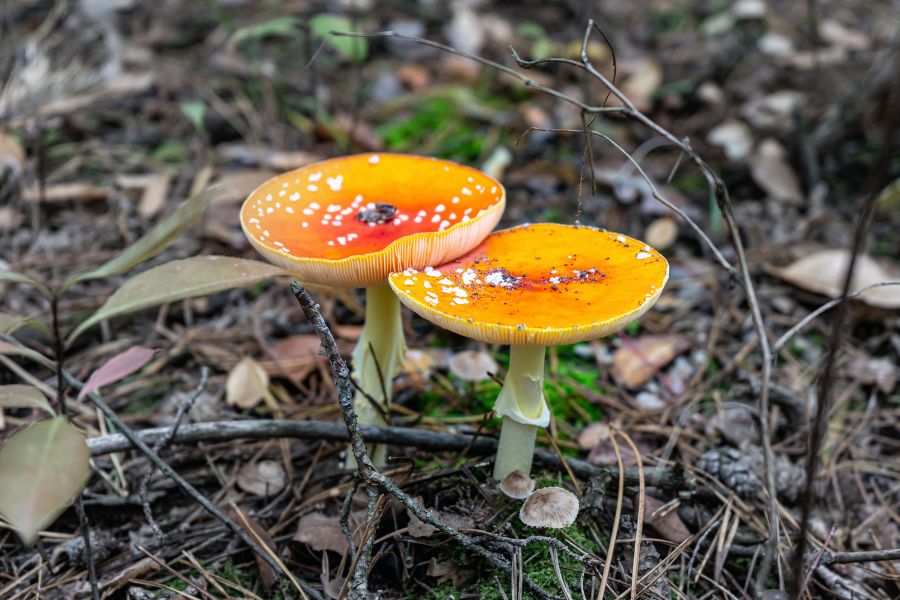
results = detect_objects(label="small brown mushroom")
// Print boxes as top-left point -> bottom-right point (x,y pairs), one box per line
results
499,470 -> 535,499
519,486 -> 579,529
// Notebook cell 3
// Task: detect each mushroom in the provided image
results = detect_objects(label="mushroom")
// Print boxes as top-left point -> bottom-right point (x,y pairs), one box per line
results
241,153 -> 505,465
387,223 -> 668,479
519,486 -> 580,528
499,470 -> 536,499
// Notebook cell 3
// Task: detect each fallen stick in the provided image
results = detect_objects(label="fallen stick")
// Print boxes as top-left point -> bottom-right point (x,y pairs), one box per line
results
85,418 -> 696,492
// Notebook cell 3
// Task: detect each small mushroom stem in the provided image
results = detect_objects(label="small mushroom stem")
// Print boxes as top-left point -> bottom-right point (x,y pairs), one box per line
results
493,344 -> 547,480
348,283 -> 406,467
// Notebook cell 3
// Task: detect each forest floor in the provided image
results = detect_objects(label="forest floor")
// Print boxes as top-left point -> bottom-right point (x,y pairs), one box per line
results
1,0 -> 899,599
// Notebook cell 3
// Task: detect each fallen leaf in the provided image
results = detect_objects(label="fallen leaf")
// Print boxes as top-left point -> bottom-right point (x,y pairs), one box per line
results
636,495 -> 691,544
213,170 -> 277,204
749,140 -> 803,203
448,350 -> 498,382
294,512 -> 349,554
227,357 -> 270,409
236,459 -> 286,497
644,217 -> 678,250
846,355 -> 896,393
588,435 -> 653,467
707,120 -> 753,161
0,311 -> 28,335
407,497 -> 437,538
22,183 -> 111,203
820,19 -> 869,51
577,422 -> 611,450
621,58 -> 663,111
137,173 -> 171,218
0,131 -> 25,174
611,334 -> 691,389
0,417 -> 91,546
77,346 -> 157,401
770,250 -> 900,309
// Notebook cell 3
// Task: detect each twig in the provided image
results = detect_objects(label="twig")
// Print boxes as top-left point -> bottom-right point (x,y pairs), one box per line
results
772,282 -> 900,353
84,418 -> 698,494
61,369 -> 322,600
139,367 -> 210,539
289,282 -> 559,600
788,79 -> 896,597
816,547 -> 900,566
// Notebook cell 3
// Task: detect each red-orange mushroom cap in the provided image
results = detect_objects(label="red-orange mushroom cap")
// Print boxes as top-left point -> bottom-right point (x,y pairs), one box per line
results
387,223 -> 669,345
240,153 -> 505,287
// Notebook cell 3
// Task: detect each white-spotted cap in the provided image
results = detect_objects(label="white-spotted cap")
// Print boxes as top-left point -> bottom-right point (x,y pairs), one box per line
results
519,486 -> 580,528
499,470 -> 536,499
240,153 -> 505,287
388,223 -> 669,345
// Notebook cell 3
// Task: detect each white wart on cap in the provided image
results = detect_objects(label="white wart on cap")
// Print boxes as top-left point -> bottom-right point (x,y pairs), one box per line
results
499,470 -> 536,499
519,486 -> 580,528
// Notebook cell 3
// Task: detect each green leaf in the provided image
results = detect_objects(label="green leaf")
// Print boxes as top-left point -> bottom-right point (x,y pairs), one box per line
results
0,417 -> 90,546
180,100 -> 206,131
67,256 -> 286,345
0,385 -> 55,415
0,269 -> 52,298
0,311 -> 27,335
0,339 -> 54,368
231,16 -> 301,46
309,14 -> 368,62
64,187 -> 223,289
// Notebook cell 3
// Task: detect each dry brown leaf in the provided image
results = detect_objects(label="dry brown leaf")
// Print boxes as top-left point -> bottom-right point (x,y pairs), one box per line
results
846,355 -> 896,393
749,140 -> 803,203
294,512 -> 348,554
0,131 -> 25,172
644,217 -> 678,250
611,334 -> 691,389
588,435 -> 653,467
637,495 -> 691,544
577,422 -> 611,450
22,183 -> 111,203
213,170 -> 277,204
407,497 -> 437,538
707,120 -> 753,161
621,58 -> 662,111
236,460 -> 286,497
138,173 -> 171,218
226,357 -> 270,409
770,250 -> 900,309
448,350 -> 498,382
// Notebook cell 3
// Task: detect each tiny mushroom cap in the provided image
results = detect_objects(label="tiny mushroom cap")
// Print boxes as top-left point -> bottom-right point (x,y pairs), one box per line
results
387,223 -> 669,345
519,486 -> 580,528
448,349 -> 499,382
499,470 -> 536,499
240,153 -> 505,288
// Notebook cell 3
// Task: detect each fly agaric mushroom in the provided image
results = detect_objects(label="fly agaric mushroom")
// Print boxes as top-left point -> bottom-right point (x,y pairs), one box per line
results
241,153 -> 504,465
387,223 -> 668,480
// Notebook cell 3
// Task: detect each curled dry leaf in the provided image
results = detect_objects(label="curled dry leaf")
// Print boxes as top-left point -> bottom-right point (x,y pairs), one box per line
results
636,495 -> 691,544
611,334 -> 691,389
577,422 -> 611,450
226,357 -> 270,409
846,354 -> 896,393
749,139 -> 804,203
264,335 -> 324,385
644,217 -> 678,250
707,120 -> 753,161
294,512 -> 349,554
236,459 -> 286,497
448,350 -> 498,382
0,417 -> 91,546
770,249 -> 900,309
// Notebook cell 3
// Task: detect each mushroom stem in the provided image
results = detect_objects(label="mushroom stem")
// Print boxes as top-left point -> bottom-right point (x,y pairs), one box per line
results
493,344 -> 548,480
348,283 -> 406,467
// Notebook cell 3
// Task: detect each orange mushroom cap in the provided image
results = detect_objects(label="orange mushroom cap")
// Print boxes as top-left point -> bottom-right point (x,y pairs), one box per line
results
240,153 -> 505,287
388,223 -> 669,345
